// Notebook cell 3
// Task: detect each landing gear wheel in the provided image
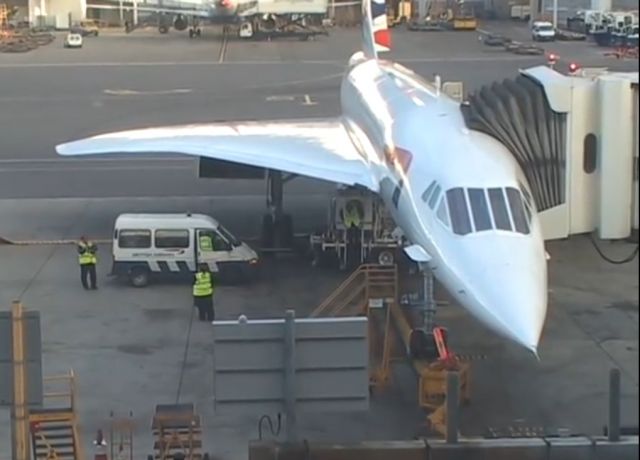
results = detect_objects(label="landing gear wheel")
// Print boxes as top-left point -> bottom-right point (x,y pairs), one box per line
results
159,24 -> 169,34
196,28 -> 202,37
129,266 -> 150,287
189,28 -> 194,38
378,249 -> 395,266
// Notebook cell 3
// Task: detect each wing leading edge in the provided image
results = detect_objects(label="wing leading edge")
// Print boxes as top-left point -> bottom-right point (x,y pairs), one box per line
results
55,117 -> 379,192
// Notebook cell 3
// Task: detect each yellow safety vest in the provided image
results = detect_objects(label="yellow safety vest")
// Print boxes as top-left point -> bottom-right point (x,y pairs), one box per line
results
78,242 -> 97,265
199,235 -> 213,252
343,206 -> 361,228
193,271 -> 213,297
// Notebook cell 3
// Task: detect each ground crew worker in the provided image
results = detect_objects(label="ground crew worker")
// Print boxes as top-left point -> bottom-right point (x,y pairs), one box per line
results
193,263 -> 215,322
93,429 -> 107,460
78,236 -> 98,290
342,200 -> 363,268
342,200 -> 362,230
199,232 -> 214,252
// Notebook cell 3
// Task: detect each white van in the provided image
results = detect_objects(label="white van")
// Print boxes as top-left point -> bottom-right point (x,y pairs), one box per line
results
531,21 -> 556,41
111,213 -> 259,287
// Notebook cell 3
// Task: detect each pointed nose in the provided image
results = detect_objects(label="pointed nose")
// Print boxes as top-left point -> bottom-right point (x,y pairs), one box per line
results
456,237 -> 548,354
487,281 -> 547,353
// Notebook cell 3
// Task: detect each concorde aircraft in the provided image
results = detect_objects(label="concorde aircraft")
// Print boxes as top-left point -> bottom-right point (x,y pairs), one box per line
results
55,0 -> 548,355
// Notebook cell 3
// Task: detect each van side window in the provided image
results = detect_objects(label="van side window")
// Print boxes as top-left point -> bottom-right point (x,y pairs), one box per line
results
155,229 -> 190,249
118,229 -> 151,248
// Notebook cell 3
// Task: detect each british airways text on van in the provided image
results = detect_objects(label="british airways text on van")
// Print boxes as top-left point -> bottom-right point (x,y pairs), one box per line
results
111,213 -> 259,287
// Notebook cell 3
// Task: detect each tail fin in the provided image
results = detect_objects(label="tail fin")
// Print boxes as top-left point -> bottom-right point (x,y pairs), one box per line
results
362,0 -> 390,60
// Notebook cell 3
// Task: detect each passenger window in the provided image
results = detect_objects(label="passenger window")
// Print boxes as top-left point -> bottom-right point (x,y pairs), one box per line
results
468,188 -> 492,232
436,199 -> 450,228
506,188 -> 530,234
155,229 -> 190,249
488,188 -> 512,231
446,187 -> 472,236
428,184 -> 441,210
421,181 -> 436,202
118,229 -> 151,248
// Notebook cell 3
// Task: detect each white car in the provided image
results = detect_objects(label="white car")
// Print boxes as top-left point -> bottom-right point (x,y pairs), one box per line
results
63,33 -> 83,48
531,21 -> 556,41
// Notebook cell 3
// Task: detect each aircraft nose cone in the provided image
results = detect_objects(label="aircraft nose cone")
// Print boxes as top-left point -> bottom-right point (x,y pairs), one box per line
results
492,283 -> 547,355
459,238 -> 548,355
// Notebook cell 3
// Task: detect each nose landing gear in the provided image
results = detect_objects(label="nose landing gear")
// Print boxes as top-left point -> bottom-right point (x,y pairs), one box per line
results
188,17 -> 202,38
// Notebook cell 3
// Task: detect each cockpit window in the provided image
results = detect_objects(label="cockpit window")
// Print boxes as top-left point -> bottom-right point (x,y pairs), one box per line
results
467,188 -> 492,232
519,182 -> 533,209
519,181 -> 534,224
436,198 -> 450,228
428,184 -> 441,210
437,186 -> 533,236
488,188 -> 512,231
446,187 -> 472,235
422,181 -> 436,203
506,187 -> 530,234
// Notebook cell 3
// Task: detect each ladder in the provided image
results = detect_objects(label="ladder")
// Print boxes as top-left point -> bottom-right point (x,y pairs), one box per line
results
151,404 -> 204,460
29,370 -> 83,460
0,4 -> 8,29
110,411 -> 134,460
310,264 -> 398,389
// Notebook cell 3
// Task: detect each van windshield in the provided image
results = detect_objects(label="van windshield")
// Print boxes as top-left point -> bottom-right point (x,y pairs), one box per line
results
217,225 -> 240,246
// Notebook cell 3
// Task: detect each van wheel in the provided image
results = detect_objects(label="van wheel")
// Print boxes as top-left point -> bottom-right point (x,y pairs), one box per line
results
129,267 -> 149,287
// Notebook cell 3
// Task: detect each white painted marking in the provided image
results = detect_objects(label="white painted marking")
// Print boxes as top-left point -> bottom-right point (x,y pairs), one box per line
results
265,95 -> 296,101
302,94 -> 317,106
0,55 -> 545,69
218,27 -> 229,63
103,89 -> 192,96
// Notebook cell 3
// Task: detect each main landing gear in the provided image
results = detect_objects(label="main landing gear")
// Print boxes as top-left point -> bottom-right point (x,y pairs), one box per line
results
261,170 -> 296,252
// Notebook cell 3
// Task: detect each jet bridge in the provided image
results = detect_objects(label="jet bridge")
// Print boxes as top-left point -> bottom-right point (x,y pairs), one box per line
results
461,65 -> 639,241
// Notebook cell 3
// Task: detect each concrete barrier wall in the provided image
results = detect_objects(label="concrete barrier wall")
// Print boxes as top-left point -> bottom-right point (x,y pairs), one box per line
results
248,436 -> 640,460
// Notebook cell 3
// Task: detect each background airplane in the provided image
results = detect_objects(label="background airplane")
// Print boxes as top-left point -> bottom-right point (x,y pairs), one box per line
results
56,0 -> 549,355
87,0 -> 329,36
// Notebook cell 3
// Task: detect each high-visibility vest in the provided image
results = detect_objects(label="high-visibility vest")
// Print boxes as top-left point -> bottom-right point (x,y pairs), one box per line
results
199,234 -> 213,252
193,271 -> 213,297
78,242 -> 97,265
343,205 -> 361,228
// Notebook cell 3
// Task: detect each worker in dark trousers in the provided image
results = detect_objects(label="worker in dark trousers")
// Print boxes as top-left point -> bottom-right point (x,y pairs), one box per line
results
193,263 -> 215,322
342,200 -> 363,269
77,236 -> 98,290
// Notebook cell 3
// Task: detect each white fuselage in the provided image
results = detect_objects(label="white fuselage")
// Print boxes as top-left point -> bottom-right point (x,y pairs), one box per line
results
339,57 -> 548,352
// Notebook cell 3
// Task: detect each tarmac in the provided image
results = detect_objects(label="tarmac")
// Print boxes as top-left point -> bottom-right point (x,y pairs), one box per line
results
0,22 -> 638,460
